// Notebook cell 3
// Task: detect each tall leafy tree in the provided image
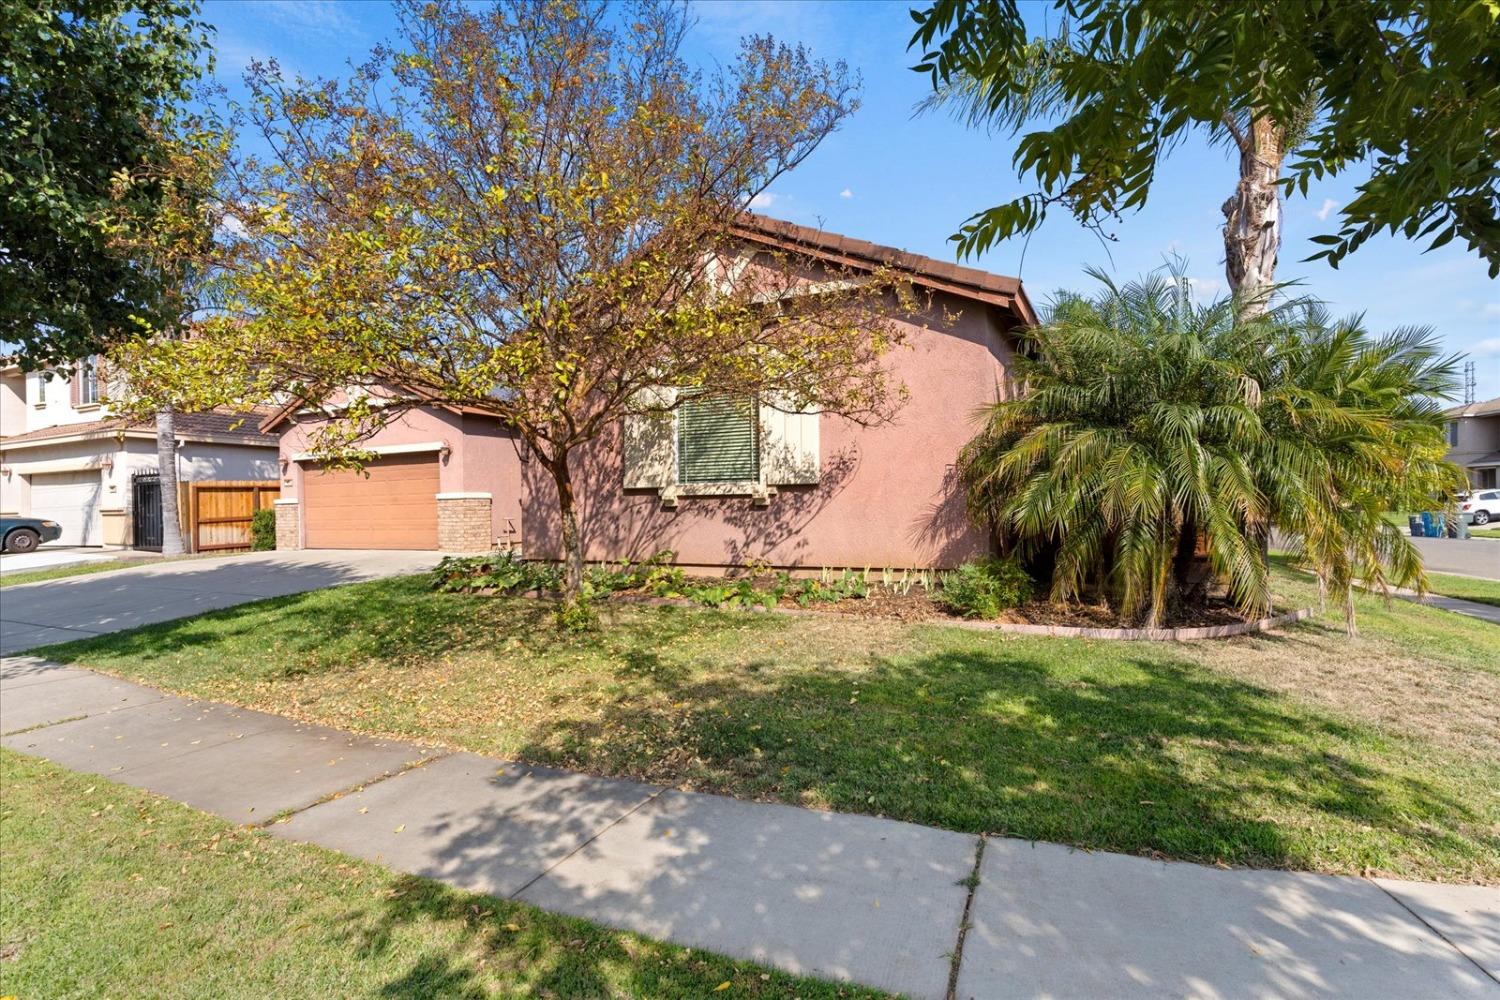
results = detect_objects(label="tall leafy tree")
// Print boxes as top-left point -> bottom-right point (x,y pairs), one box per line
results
960,269 -> 1462,632
0,0 -> 212,366
101,116 -> 240,556
909,1 -> 1500,314
203,0 -> 913,607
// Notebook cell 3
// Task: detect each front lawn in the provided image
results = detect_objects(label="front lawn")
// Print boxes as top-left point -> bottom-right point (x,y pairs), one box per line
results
35,565 -> 1500,884
0,560 -> 147,588
0,751 -> 879,1000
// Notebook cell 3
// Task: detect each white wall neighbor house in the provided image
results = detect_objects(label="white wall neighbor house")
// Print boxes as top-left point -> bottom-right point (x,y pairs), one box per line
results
1445,395 -> 1500,490
0,359 -> 279,547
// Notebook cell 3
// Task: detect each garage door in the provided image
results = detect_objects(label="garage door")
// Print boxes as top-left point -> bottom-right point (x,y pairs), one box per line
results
302,453 -> 439,549
30,470 -> 103,546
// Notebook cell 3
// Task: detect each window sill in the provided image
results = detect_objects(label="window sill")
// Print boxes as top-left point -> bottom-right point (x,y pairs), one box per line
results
75,403 -> 102,412
660,482 -> 776,508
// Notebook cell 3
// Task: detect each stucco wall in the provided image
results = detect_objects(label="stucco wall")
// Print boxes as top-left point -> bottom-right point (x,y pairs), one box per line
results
520,294 -> 1014,570
1,373 -> 25,440
461,415 -> 527,546
0,440 -> 114,524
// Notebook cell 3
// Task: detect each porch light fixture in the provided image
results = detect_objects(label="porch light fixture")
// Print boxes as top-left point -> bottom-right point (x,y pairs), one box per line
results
99,455 -> 114,473
439,439 -> 453,461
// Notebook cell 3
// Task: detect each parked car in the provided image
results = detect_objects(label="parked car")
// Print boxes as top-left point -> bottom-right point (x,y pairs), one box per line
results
1459,490 -> 1500,526
1,515 -> 63,554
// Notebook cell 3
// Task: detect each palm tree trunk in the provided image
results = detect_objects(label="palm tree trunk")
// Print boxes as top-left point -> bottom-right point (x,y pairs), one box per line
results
1222,116 -> 1285,321
157,407 -> 185,556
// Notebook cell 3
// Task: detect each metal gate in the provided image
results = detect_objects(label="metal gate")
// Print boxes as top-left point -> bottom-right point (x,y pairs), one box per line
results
132,472 -> 163,551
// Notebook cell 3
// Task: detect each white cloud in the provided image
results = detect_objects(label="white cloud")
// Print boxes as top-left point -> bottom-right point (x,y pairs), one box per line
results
217,214 -> 250,239
748,191 -> 778,210
1473,338 -> 1500,358
839,188 -> 853,199
1187,276 -> 1224,304
260,0 -> 362,38
1315,198 -> 1339,222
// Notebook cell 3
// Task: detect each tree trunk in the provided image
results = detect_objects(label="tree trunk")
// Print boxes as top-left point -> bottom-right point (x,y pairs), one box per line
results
549,452 -> 584,599
1222,117 -> 1285,321
157,407 -> 185,556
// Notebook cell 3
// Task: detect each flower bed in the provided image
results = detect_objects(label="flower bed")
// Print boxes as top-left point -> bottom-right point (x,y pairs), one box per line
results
432,552 -> 1302,637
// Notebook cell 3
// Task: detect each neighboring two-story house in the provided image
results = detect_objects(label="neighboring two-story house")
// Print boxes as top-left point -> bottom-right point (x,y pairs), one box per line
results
1444,396 -> 1500,491
0,359 -> 279,547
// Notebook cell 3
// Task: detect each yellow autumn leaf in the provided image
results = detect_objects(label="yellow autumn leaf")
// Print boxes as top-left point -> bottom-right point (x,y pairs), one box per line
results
503,922 -> 521,931
713,982 -> 731,992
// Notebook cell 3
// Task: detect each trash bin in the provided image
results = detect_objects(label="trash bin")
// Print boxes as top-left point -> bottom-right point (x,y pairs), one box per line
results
1422,511 -> 1436,537
1433,513 -> 1446,537
1454,518 -> 1470,540
1409,515 -> 1425,537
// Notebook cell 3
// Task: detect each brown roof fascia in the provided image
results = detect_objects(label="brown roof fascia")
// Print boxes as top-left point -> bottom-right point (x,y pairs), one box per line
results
730,213 -> 1038,327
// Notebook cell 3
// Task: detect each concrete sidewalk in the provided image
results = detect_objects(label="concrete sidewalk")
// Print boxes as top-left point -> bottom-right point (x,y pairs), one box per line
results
3,657 -> 1497,999
0,549 -> 443,654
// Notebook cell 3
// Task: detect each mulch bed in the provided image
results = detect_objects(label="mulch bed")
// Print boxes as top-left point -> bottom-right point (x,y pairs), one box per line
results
767,587 -> 1256,630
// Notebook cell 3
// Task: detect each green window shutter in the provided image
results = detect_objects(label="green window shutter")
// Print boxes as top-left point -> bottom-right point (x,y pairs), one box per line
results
677,395 -> 759,483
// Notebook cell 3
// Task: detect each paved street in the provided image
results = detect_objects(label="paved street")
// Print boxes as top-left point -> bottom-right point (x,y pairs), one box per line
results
0,549 -> 443,654
1411,535 -> 1500,579
3,657 -> 1496,999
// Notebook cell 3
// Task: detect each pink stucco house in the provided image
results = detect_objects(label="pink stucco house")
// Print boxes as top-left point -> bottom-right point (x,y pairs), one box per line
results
262,216 -> 1035,570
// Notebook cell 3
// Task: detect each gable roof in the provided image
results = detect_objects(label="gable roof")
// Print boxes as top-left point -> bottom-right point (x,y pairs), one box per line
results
731,213 -> 1036,326
1446,395 -> 1500,418
0,408 -> 278,450
259,217 -> 1035,435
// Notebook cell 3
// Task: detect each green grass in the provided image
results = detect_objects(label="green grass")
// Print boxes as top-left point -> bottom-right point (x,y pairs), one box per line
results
0,560 -> 144,587
1424,572 -> 1500,609
34,567 -> 1500,884
1469,526 -> 1500,539
0,751 -> 882,1000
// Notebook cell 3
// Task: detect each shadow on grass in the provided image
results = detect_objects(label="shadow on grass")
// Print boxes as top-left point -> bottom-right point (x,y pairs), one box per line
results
505,627 -> 1495,878
37,578 -> 1497,879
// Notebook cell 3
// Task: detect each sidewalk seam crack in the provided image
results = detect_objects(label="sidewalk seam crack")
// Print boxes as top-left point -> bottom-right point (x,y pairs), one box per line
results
508,785 -> 669,901
945,834 -> 986,1000
260,750 -> 455,828
1370,879 -> 1499,988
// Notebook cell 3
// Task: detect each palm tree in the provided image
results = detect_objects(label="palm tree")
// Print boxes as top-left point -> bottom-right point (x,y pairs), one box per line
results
961,269 -> 1462,632
1253,308 -> 1464,634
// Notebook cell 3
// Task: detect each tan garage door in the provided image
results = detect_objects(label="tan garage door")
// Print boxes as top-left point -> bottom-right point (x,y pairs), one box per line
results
302,453 -> 439,549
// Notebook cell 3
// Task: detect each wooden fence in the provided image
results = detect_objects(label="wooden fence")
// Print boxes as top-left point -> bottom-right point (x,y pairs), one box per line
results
184,480 -> 281,553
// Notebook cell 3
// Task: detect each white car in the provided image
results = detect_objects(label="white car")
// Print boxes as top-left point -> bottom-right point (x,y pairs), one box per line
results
1460,490 -> 1500,526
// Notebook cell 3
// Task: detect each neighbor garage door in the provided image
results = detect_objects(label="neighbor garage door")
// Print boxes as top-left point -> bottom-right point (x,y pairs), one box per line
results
302,452 -> 439,549
30,470 -> 103,546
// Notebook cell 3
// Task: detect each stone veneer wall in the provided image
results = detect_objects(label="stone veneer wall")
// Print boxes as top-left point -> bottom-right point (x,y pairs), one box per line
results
273,499 -> 301,551
437,493 -> 493,553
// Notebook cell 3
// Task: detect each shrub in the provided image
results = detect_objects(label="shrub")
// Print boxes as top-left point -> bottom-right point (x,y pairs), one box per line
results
250,508 -> 276,551
432,552 -> 559,594
936,557 -> 1034,619
791,570 -> 869,606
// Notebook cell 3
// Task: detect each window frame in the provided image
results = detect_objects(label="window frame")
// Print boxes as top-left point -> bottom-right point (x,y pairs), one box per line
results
76,357 -> 100,406
674,393 -> 761,486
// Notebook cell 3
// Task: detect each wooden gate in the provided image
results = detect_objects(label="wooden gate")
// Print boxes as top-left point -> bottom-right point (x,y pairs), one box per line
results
189,481 -> 280,553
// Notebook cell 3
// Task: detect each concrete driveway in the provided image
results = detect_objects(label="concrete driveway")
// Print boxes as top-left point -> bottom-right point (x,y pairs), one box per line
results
0,549 -> 443,655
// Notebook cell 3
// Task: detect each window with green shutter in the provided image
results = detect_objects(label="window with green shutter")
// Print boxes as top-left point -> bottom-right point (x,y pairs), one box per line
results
677,394 -> 759,483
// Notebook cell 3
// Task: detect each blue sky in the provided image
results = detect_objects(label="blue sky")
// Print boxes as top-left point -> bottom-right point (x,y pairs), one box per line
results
204,0 -> 1500,400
